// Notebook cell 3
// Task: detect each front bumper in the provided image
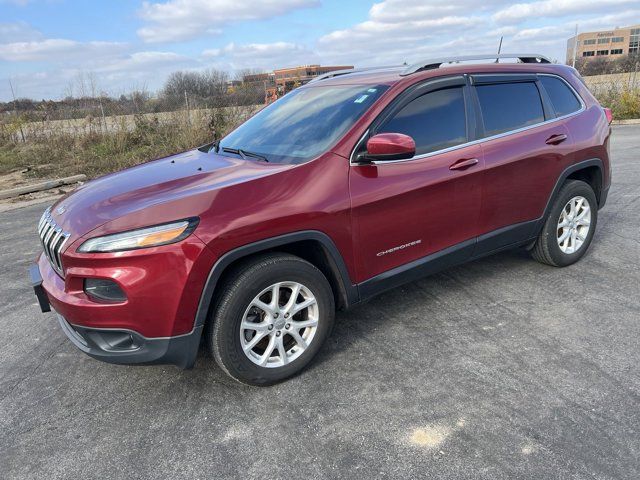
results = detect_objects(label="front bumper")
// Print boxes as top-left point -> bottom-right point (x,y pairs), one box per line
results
30,262 -> 203,369
56,313 -> 203,368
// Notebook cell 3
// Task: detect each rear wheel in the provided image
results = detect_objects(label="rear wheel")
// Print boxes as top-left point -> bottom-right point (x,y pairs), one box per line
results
531,179 -> 598,267
207,253 -> 335,386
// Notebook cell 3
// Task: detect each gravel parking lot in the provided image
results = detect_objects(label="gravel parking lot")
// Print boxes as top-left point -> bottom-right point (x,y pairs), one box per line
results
1,125 -> 639,480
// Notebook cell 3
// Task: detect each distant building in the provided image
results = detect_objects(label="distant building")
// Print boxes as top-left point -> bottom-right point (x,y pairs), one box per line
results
225,80 -> 242,94
240,64 -> 355,104
567,24 -> 640,63
241,72 -> 276,103
273,65 -> 354,93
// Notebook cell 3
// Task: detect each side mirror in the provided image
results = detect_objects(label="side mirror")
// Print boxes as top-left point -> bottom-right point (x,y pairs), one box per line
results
358,133 -> 416,163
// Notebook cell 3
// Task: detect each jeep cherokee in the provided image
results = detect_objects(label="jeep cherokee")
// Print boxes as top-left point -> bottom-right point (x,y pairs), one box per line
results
30,54 -> 612,385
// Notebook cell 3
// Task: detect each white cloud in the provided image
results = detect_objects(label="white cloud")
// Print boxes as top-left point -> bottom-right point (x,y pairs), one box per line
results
0,21 -> 42,43
3,1 -> 640,101
493,0 -> 637,24
317,1 -> 490,65
1,50 -> 197,100
137,0 -> 319,43
97,51 -> 195,78
315,0 -> 640,66
202,41 -> 318,70
0,39 -> 127,62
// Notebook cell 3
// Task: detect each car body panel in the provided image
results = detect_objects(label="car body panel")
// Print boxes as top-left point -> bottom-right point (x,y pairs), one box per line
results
478,122 -> 574,234
48,149 -> 293,242
349,143 -> 484,281
39,234 -> 215,337
32,62 -> 612,370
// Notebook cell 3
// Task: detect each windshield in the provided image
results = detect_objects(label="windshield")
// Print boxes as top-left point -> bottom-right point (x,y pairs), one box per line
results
218,84 -> 389,164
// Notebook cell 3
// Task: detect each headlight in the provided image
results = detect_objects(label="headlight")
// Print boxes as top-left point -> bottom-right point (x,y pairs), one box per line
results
78,218 -> 199,253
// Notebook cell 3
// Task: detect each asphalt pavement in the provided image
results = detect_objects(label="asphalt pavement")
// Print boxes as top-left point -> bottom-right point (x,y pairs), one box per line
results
1,125 -> 639,479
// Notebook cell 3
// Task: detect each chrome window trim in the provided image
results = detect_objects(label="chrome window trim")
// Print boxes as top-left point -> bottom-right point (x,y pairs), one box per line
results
350,73 -> 586,166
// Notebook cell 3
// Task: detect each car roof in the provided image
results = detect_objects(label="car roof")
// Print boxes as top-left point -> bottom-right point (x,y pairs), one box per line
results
305,56 -> 574,88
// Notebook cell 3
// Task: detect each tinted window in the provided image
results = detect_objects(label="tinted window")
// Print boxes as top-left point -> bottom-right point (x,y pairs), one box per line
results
219,84 -> 388,164
540,76 -> 582,117
476,82 -> 544,137
378,87 -> 467,155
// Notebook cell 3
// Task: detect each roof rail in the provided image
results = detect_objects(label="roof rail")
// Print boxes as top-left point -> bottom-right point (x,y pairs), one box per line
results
400,53 -> 551,76
308,65 -> 403,84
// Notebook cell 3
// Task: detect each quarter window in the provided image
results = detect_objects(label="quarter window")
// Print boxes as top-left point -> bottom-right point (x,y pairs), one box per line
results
475,82 -> 544,137
540,76 -> 582,117
378,87 -> 467,155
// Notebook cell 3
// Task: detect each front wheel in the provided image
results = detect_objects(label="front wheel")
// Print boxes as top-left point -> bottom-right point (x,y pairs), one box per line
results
531,179 -> 598,267
207,253 -> 335,386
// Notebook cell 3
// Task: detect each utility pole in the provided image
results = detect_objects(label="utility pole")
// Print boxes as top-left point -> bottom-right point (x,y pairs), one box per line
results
8,79 -> 25,142
184,89 -> 190,125
99,97 -> 107,133
572,24 -> 579,68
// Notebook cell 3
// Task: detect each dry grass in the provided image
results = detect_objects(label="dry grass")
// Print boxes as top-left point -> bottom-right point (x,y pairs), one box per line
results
595,87 -> 640,120
588,82 -> 640,120
0,106 -> 255,181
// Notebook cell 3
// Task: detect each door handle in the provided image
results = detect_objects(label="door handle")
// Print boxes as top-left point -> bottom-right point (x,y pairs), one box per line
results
449,158 -> 479,171
545,134 -> 568,145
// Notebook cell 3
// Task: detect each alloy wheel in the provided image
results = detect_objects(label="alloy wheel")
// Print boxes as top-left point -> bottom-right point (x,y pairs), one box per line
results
557,195 -> 591,254
240,281 -> 319,368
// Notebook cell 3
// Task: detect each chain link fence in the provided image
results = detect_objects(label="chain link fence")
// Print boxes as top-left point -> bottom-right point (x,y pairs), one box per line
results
1,90 -> 260,143
0,83 -> 262,181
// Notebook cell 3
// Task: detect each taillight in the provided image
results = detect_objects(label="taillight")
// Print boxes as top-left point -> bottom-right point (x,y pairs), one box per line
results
603,107 -> 613,124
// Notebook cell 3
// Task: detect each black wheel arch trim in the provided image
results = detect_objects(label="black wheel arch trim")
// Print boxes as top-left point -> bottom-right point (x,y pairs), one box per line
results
534,158 -> 605,235
193,230 -> 359,331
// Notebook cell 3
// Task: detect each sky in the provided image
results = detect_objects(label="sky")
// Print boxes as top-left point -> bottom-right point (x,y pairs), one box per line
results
0,0 -> 639,101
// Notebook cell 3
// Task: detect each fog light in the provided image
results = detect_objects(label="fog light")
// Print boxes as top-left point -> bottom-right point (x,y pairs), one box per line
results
84,278 -> 126,303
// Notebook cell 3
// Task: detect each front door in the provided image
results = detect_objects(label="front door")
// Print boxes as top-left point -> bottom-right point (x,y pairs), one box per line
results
349,78 -> 484,286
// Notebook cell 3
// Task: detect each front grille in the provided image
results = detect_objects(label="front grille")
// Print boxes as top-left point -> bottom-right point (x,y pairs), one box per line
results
38,207 -> 70,276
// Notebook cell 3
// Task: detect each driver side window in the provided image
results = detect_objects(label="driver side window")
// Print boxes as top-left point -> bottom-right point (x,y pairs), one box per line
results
378,86 -> 468,156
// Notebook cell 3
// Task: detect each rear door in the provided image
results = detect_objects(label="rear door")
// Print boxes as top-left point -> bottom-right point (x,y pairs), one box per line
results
349,76 -> 484,284
470,74 -> 576,254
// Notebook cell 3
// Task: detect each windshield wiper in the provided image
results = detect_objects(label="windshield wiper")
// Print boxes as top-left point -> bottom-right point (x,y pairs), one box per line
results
221,146 -> 269,162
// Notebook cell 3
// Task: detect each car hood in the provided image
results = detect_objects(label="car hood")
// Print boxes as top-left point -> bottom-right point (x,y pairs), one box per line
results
48,148 -> 292,239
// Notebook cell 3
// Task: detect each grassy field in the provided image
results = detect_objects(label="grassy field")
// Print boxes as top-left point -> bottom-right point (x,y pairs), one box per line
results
0,106 -> 256,183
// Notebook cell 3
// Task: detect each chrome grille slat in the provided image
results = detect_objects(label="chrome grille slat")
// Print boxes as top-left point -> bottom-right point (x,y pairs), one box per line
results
54,235 -> 70,271
37,207 -> 70,277
43,227 -> 57,261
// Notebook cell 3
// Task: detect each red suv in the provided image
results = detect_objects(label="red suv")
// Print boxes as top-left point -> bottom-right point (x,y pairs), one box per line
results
30,54 -> 611,385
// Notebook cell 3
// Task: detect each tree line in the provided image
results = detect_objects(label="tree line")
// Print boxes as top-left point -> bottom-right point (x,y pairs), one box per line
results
1,69 -> 265,122
574,53 -> 640,77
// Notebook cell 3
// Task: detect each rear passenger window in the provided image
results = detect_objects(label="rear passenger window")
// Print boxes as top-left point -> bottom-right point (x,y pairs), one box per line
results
378,87 -> 467,155
476,82 -> 544,137
540,76 -> 582,117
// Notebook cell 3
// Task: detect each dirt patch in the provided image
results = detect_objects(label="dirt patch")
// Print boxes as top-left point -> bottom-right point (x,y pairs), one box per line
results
410,425 -> 452,449
0,169 -> 79,212
0,169 -> 30,190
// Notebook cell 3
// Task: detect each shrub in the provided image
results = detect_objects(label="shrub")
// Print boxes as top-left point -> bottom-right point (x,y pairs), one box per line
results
0,105 -> 256,180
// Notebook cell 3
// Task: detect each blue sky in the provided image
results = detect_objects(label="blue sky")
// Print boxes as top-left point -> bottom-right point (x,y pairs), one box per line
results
1,0 -> 639,101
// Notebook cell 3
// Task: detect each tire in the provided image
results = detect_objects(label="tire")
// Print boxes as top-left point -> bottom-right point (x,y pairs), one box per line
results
207,253 -> 335,386
531,179 -> 598,267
